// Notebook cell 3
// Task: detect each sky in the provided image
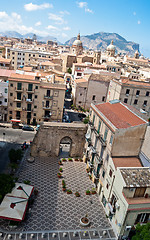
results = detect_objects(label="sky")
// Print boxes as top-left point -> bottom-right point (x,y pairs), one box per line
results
0,0 -> 150,57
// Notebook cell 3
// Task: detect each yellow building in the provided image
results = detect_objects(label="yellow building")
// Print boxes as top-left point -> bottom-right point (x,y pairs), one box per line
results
8,73 -> 66,124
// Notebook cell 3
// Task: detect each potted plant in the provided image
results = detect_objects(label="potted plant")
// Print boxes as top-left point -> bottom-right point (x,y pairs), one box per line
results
67,189 -> 72,194
80,214 -> 90,227
89,175 -> 92,180
91,188 -> 96,194
57,173 -> 62,178
62,158 -> 67,162
86,190 -> 91,195
62,186 -> 66,191
86,168 -> 90,173
62,180 -> 65,185
59,167 -> 63,172
58,160 -> 63,165
68,158 -> 73,161
79,158 -> 83,162
75,191 -> 80,197
74,158 -> 79,161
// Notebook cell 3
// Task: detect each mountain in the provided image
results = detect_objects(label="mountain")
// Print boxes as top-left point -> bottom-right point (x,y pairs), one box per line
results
0,31 -> 57,42
65,32 -> 140,56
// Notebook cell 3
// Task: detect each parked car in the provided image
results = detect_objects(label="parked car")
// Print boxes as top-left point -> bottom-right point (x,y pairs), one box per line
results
22,125 -> 34,131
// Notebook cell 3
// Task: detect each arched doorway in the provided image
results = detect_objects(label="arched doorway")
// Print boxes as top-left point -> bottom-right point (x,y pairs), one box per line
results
59,136 -> 72,157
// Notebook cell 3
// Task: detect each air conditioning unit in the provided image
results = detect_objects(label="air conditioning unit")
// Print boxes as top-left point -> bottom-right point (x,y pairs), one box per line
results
126,226 -> 131,231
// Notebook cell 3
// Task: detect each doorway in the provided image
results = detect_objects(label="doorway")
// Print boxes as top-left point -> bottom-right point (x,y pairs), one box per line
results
59,136 -> 72,158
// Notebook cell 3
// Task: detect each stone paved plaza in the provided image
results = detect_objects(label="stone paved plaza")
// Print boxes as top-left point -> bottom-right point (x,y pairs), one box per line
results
0,156 -> 111,232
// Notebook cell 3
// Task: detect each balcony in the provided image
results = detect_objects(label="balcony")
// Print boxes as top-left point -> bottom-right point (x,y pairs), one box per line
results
43,106 -> 51,110
93,169 -> 99,179
26,99 -> 32,103
14,107 -> 22,111
44,95 -> 53,99
14,99 -> 22,102
100,135 -> 107,147
27,108 -> 32,112
15,88 -> 23,92
26,89 -> 34,93
43,115 -> 50,120
95,155 -> 103,165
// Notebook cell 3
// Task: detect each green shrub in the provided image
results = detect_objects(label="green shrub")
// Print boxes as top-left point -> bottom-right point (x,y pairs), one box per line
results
23,180 -> 31,185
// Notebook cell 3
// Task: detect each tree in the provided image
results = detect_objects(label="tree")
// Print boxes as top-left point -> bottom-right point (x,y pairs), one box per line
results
8,148 -> 23,163
67,68 -> 72,74
0,174 -> 15,202
132,223 -> 150,240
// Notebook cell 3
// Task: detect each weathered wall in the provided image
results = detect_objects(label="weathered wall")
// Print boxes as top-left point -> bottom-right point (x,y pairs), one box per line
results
111,124 -> 147,157
31,122 -> 87,157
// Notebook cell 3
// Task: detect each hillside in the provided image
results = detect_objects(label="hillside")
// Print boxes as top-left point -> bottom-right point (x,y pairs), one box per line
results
65,32 -> 140,56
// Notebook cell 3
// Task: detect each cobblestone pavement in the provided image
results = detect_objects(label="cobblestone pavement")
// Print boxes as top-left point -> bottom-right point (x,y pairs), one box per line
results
0,157 -> 111,232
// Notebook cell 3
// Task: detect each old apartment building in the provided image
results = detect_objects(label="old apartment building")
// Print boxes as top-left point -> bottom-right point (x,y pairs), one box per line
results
84,100 -> 149,237
107,78 -> 150,118
8,73 -> 66,124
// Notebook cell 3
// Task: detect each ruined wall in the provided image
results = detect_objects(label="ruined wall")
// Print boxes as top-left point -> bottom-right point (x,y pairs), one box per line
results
31,122 -> 87,157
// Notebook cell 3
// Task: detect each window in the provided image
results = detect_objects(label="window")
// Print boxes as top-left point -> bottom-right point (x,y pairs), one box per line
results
47,90 -> 50,97
9,111 -> 12,114
17,82 -> 22,90
146,91 -> 149,96
28,93 -> 32,100
102,170 -> 105,178
102,96 -> 105,102
4,88 -> 7,93
27,104 -> 31,111
134,187 -> 146,198
92,114 -> 95,124
0,101 -> 2,104
12,52 -> 14,55
126,89 -> 130,95
35,86 -> 38,89
124,98 -> 128,103
29,54 -> 31,57
106,154 -> 109,162
106,183 -> 109,189
136,90 -> 140,96
10,93 -> 13,96
79,101 -> 81,104
9,116 -> 12,120
134,99 -> 138,105
80,93 -> 82,96
34,105 -> 37,108
10,83 -> 13,87
109,169 -> 113,177
4,99 -> 7,102
110,135 -> 113,145
34,113 -> 36,116
92,95 -> 96,100
143,100 -> 147,106
10,103 -> 13,106
104,129 -> 108,141
35,95 -> 37,99
28,84 -> 33,91
17,102 -> 21,108
135,213 -> 149,224
17,92 -> 21,100
97,120 -> 101,134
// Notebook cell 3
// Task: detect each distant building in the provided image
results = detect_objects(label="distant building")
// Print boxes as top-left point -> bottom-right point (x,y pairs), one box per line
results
0,80 -> 8,121
72,33 -> 83,56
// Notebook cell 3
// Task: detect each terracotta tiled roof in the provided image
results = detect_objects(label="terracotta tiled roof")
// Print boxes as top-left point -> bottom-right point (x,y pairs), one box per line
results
113,157 -> 142,169
74,78 -> 87,83
0,69 -> 15,77
0,57 -> 11,64
95,102 -> 146,129
121,78 -> 150,87
10,73 -> 35,80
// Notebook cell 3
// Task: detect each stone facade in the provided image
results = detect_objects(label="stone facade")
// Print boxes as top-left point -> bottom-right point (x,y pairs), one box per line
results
31,122 -> 87,157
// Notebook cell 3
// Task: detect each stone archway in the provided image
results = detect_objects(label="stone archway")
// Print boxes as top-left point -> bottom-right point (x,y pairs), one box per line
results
31,122 -> 87,158
59,136 -> 72,157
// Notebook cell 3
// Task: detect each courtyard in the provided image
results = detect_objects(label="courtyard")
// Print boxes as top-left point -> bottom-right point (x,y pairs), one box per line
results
0,156 -> 111,233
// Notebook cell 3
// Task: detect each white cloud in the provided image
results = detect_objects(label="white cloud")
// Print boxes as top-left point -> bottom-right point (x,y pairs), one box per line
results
77,2 -> 87,8
35,21 -> 42,27
11,12 -> 22,21
77,2 -> 93,13
59,10 -> 70,15
61,33 -> 68,38
24,3 -> 53,11
85,8 -> 93,14
46,25 -> 59,30
48,13 -> 66,25
0,11 -> 8,19
63,26 -> 71,31
137,20 -> 141,24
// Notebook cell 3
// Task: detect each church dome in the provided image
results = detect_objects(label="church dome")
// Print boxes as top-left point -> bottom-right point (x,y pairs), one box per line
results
72,33 -> 82,46
107,40 -> 115,51
73,39 -> 82,46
